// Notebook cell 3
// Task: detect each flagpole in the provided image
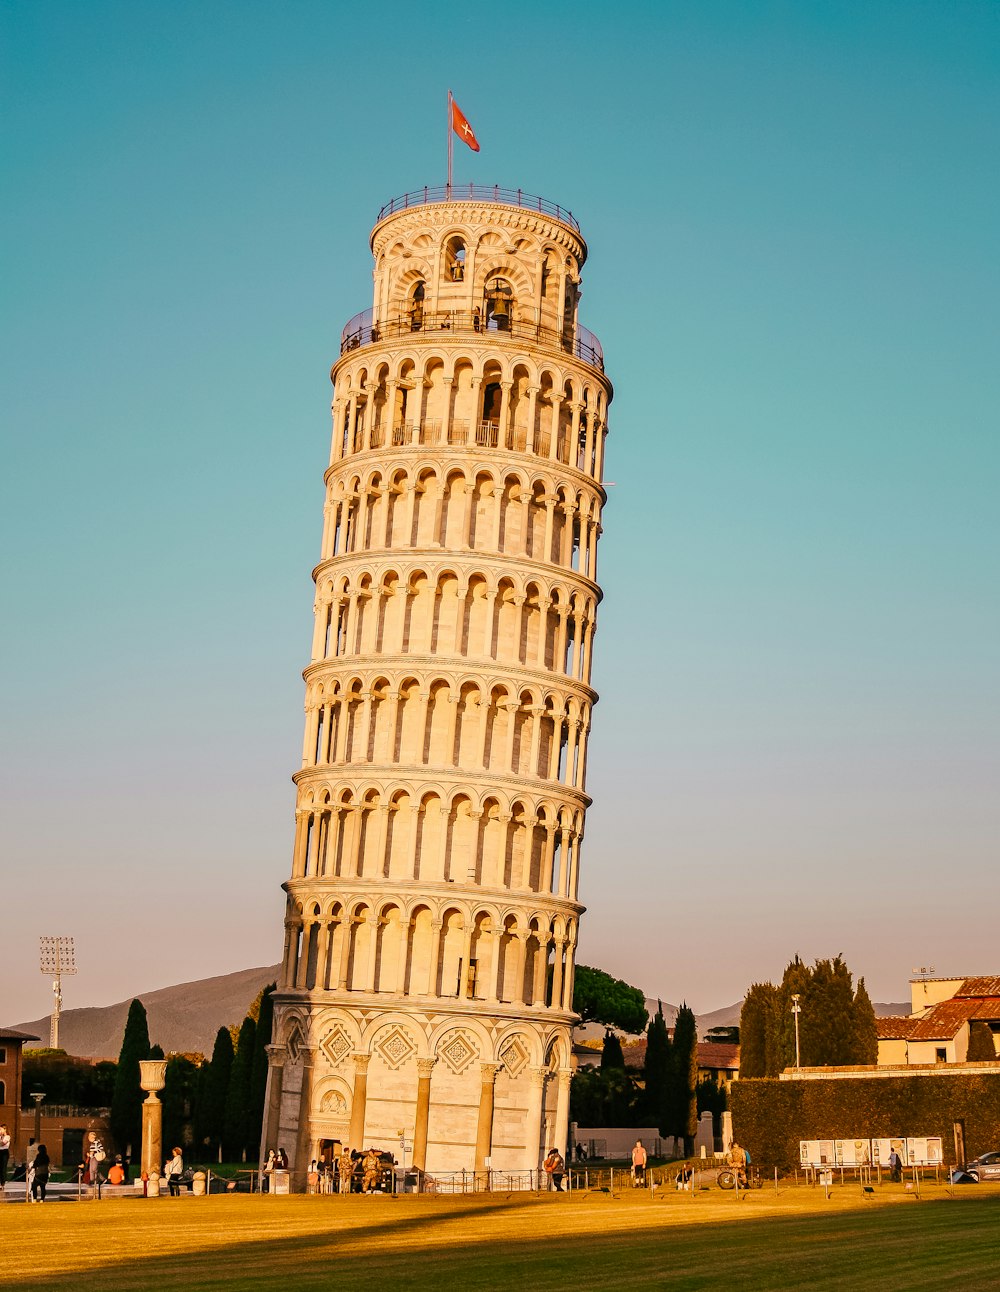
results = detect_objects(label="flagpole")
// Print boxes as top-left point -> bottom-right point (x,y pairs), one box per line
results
447,89 -> 453,195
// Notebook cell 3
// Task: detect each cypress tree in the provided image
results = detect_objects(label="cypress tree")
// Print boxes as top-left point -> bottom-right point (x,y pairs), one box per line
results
248,984 -> 276,1159
643,1004 -> 670,1133
161,1055 -> 197,1152
225,1016 -> 256,1161
852,977 -> 878,1064
110,999 -> 150,1155
202,1027 -> 234,1159
601,1030 -> 625,1070
667,1003 -> 698,1153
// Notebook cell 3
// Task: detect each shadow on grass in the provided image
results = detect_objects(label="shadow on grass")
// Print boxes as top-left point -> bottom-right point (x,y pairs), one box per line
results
3,1192 -> 999,1291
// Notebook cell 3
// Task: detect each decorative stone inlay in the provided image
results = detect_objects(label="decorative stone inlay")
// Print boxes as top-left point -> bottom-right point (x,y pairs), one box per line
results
373,1025 -> 417,1070
437,1029 -> 480,1075
285,1023 -> 304,1064
319,1024 -> 353,1067
498,1035 -> 529,1079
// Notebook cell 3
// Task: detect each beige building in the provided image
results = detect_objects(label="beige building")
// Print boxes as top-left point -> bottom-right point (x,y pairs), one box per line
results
877,976 -> 1000,1066
264,185 -> 612,1182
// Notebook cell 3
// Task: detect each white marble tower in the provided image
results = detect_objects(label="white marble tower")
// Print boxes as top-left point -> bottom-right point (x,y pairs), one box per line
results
264,184 -> 612,1183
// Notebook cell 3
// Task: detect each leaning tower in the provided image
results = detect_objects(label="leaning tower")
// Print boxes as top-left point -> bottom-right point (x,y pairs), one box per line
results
263,184 -> 612,1183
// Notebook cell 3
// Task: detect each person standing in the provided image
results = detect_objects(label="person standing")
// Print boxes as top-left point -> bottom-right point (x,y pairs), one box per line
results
888,1147 -> 903,1184
0,1124 -> 10,1191
30,1144 -> 50,1202
338,1146 -> 354,1194
728,1141 -> 747,1186
543,1148 -> 565,1192
361,1147 -> 381,1193
631,1139 -> 648,1187
262,1149 -> 276,1193
163,1146 -> 184,1196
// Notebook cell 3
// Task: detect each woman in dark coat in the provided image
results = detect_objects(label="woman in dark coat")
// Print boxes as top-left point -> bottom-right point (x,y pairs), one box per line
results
31,1144 -> 50,1202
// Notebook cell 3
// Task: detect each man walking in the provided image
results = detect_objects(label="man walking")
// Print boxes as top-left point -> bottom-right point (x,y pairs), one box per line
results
0,1124 -> 10,1191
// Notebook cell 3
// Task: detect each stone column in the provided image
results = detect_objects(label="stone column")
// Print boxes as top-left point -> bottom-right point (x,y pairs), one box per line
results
293,1046 -> 316,1190
474,1063 -> 503,1176
525,1067 -> 547,1175
554,1068 -> 572,1162
412,1057 -> 436,1172
260,1043 -> 288,1169
347,1053 -> 371,1151
139,1059 -> 167,1181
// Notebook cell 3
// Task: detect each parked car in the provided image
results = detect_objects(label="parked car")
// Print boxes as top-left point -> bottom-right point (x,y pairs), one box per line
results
962,1151 -> 1000,1183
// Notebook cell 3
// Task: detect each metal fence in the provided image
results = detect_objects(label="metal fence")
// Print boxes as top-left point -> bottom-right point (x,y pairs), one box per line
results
376,186 -> 581,232
339,307 -> 604,372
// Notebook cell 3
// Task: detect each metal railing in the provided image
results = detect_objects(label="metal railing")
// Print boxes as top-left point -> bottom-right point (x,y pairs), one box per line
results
376,185 -> 580,233
340,308 -> 604,372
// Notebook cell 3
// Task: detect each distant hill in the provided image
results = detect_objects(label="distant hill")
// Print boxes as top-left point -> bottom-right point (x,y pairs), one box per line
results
7,966 -> 910,1060
7,964 -> 280,1059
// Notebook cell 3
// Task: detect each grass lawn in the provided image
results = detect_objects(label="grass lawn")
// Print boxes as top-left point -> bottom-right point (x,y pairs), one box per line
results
2,1182 -> 997,1290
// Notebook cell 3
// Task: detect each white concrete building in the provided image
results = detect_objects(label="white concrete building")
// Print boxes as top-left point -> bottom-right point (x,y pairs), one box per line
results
263,185 -> 613,1183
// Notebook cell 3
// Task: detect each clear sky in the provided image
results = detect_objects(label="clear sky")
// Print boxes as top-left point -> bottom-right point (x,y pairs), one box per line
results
2,0 -> 998,1027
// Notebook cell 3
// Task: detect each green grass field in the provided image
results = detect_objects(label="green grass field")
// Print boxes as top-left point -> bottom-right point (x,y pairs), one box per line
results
2,1183 -> 997,1290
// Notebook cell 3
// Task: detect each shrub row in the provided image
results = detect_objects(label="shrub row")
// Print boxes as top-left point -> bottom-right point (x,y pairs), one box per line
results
731,1070 -> 1000,1171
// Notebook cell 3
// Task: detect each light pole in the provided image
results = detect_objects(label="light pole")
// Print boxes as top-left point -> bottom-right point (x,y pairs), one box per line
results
791,994 -> 802,1070
39,936 -> 77,1050
30,1089 -> 45,1146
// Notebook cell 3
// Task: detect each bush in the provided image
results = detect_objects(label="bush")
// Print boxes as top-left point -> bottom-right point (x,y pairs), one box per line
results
731,1071 -> 1000,1170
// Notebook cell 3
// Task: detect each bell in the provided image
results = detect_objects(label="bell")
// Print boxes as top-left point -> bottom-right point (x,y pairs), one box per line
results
491,295 -> 509,319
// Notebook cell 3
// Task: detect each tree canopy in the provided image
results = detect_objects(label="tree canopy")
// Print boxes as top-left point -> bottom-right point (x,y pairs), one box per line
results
740,955 -> 878,1075
572,965 -> 648,1034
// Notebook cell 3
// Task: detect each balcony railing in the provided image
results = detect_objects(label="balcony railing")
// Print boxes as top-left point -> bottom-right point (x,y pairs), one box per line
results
376,185 -> 580,233
339,308 -> 604,372
348,418 -> 569,460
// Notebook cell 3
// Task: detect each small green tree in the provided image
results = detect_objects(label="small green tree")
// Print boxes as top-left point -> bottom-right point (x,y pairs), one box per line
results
110,999 -> 150,1155
967,1021 -> 997,1062
572,965 -> 648,1035
704,1026 -> 740,1045
852,977 -> 878,1064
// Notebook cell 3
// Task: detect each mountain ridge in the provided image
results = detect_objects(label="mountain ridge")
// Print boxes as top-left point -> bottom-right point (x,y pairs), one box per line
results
6,967 -> 909,1058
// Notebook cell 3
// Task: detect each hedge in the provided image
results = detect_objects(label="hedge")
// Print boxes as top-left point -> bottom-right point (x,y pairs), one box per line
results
731,1071 -> 1000,1171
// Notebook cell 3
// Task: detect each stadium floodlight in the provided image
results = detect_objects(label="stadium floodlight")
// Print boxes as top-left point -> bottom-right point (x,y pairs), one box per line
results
39,936 -> 77,1049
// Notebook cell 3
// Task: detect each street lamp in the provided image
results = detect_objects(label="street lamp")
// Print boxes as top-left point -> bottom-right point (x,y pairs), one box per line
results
791,995 -> 802,1070
30,1088 -> 46,1145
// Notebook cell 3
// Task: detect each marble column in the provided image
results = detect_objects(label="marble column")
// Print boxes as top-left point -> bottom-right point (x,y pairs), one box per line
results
474,1063 -> 503,1176
293,1046 -> 316,1191
412,1057 -> 436,1172
348,1053 -> 371,1151
525,1066 -> 548,1177
260,1043 -> 288,1171
554,1068 -> 572,1162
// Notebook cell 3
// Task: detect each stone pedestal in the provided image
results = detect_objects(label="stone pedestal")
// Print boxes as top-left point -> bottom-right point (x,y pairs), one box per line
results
138,1060 -> 167,1182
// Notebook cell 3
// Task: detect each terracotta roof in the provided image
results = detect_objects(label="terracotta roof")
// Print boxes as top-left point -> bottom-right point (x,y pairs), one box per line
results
0,1027 -> 41,1042
907,999 -> 1000,1041
876,1016 -> 921,1040
698,1042 -> 740,1069
956,976 -> 1000,1000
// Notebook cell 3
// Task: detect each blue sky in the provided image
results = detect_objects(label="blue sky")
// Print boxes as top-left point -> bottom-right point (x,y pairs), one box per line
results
2,0 -> 998,1026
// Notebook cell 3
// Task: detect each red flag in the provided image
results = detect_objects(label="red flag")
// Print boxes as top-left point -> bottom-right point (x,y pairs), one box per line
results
451,97 -> 480,152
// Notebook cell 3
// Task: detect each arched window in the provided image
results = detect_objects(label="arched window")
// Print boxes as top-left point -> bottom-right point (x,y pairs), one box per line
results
444,236 -> 466,282
410,281 -> 425,331
484,278 -> 513,332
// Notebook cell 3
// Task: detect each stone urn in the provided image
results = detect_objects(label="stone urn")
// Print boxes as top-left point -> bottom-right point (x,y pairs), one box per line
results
139,1060 -> 168,1182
